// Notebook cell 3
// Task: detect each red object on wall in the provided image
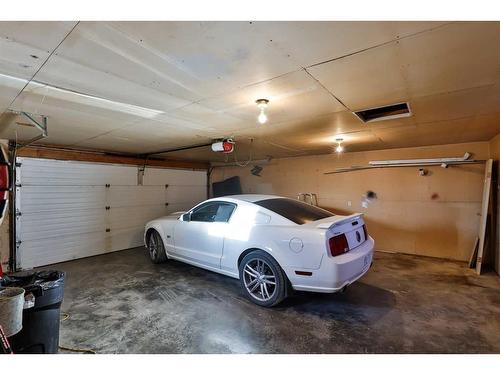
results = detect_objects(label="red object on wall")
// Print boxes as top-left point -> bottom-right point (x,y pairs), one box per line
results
222,141 -> 234,153
211,139 -> 235,153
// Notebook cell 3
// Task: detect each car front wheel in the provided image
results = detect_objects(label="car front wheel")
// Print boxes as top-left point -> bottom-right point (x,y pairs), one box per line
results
239,250 -> 288,307
147,230 -> 168,264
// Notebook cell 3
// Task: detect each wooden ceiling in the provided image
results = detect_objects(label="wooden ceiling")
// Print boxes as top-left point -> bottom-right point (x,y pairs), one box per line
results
1,21 -> 499,161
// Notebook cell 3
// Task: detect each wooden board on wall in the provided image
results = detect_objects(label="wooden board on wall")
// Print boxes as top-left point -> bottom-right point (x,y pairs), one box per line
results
17,146 -> 209,170
469,236 -> 479,268
476,159 -> 493,275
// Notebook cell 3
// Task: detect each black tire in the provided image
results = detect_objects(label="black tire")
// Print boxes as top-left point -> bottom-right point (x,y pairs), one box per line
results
147,230 -> 168,264
238,250 -> 288,307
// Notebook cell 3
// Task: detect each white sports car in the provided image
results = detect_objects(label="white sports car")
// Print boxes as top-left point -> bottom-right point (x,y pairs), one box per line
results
144,194 -> 374,307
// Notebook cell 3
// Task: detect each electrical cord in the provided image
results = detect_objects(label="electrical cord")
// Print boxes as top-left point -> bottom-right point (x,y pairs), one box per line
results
58,312 -> 97,354
233,138 -> 253,167
58,345 -> 96,354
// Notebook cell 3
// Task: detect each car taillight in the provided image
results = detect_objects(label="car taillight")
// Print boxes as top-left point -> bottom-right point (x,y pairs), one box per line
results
329,234 -> 349,256
362,224 -> 368,240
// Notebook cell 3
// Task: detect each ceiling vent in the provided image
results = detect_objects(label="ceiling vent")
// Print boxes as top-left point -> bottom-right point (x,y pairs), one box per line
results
354,102 -> 411,123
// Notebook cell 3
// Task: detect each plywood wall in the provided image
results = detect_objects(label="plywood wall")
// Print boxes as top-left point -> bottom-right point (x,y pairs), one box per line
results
211,142 -> 490,261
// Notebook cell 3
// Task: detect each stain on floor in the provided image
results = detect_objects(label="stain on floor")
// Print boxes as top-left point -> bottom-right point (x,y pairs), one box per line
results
44,248 -> 500,353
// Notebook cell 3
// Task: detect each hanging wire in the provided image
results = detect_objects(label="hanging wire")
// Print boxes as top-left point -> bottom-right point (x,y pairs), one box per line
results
233,138 -> 253,167
33,85 -> 49,115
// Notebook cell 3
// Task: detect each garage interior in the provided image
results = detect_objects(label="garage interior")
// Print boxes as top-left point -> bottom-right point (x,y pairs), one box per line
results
1,21 -> 500,353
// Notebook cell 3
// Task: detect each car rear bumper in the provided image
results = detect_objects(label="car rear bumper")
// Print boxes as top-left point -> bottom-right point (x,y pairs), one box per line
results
287,236 -> 374,293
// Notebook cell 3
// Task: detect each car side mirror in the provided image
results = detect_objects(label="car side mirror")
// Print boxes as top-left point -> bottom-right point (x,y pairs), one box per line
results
181,212 -> 191,222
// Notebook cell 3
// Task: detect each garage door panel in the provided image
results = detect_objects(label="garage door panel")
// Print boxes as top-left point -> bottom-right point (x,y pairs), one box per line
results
104,227 -> 145,253
107,185 -> 167,207
18,186 -> 106,213
166,185 -> 206,205
16,157 -> 207,268
18,226 -> 143,269
143,168 -> 206,186
164,202 -> 192,214
19,232 -> 108,269
18,157 -> 137,186
19,209 -> 106,241
108,205 -> 168,230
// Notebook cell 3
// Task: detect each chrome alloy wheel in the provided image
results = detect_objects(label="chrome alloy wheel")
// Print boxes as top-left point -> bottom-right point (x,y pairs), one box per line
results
149,233 -> 158,259
243,258 -> 277,302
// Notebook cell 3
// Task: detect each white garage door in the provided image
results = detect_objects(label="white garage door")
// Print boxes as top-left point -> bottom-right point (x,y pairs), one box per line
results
15,157 -> 207,269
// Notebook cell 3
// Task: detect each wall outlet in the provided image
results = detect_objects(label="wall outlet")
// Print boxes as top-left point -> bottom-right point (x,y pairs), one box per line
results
347,200 -> 352,207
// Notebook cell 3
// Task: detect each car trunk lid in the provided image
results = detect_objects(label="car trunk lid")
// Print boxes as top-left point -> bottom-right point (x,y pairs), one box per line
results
316,214 -> 368,252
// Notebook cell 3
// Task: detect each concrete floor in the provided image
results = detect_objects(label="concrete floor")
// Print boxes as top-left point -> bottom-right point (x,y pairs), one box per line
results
51,247 -> 500,353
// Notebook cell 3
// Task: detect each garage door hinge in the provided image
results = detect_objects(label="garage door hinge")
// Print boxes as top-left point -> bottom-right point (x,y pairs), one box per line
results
16,183 -> 22,188
165,184 -> 169,188
105,228 -> 111,232
16,240 -> 22,247
105,206 -> 110,210
15,210 -> 22,217
165,202 -> 169,206
105,184 -> 110,188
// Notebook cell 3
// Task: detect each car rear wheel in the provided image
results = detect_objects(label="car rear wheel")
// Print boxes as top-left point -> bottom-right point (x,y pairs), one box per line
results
239,250 -> 288,307
147,230 -> 167,264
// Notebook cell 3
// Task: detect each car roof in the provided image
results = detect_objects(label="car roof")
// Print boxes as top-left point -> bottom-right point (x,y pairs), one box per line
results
221,194 -> 283,203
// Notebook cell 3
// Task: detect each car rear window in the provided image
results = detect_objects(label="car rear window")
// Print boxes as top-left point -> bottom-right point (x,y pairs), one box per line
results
254,198 -> 334,224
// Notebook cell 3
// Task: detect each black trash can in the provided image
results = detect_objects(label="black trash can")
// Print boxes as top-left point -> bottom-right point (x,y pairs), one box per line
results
1,270 -> 65,353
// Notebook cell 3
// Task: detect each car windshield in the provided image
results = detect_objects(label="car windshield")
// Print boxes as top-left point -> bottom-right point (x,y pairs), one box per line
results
254,198 -> 334,224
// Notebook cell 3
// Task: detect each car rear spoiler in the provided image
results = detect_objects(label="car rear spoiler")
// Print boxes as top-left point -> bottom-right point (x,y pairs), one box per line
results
316,213 -> 364,229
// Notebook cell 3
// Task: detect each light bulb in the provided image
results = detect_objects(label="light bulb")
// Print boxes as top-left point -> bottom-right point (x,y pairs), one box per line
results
334,137 -> 344,153
256,98 -> 269,124
258,109 -> 267,124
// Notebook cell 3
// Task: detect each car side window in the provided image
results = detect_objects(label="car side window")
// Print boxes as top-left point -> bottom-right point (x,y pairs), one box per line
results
190,202 -> 219,222
213,203 -> 236,222
190,202 -> 236,223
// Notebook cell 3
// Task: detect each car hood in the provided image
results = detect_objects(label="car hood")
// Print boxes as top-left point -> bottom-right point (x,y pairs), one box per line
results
153,211 -> 185,221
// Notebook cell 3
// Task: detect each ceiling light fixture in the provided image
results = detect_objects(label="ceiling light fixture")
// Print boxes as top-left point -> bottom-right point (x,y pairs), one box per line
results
335,138 -> 344,153
256,98 -> 269,124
